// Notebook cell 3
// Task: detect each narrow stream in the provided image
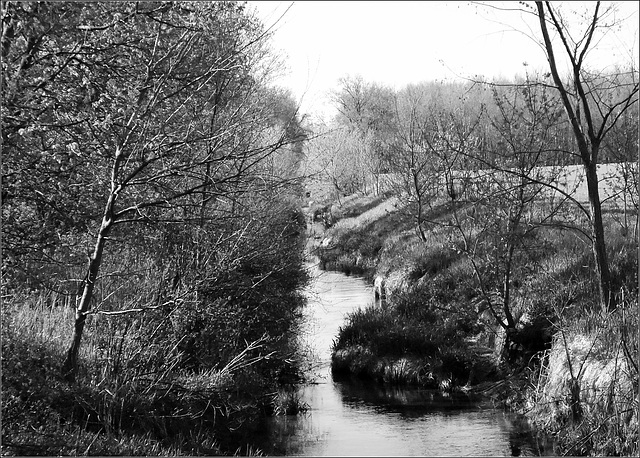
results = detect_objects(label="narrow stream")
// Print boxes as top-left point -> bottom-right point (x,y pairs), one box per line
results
253,259 -> 554,456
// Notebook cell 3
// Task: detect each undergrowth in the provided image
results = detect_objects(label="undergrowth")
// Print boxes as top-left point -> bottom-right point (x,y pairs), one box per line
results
1,296 -> 309,456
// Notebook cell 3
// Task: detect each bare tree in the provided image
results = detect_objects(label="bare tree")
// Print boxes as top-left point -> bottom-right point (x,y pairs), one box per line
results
449,77 -> 571,360
535,1 -> 639,311
331,75 -> 396,195
390,82 -> 482,242
390,84 -> 439,241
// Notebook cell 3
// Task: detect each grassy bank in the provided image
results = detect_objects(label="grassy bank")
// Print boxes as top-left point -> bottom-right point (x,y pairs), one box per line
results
1,286 -> 311,456
313,190 -> 638,455
1,291 -> 309,456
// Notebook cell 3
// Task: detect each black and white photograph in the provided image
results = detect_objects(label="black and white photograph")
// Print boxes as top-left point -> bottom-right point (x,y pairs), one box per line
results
2,1 -> 638,456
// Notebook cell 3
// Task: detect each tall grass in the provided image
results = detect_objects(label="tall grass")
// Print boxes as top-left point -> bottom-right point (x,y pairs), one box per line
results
331,303 -> 476,389
3,293 -> 176,455
507,224 -> 637,455
2,289 -> 306,455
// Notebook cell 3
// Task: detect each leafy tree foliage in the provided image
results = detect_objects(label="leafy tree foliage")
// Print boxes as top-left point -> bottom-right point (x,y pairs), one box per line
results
2,1 -> 308,380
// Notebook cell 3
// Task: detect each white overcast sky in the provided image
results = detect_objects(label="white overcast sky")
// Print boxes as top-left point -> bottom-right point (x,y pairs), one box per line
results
247,1 -> 639,120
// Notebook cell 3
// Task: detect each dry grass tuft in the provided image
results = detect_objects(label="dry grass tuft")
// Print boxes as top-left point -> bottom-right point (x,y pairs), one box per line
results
528,330 -> 638,455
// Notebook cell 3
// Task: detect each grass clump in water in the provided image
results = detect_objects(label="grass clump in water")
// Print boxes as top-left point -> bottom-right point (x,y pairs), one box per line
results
330,304 -> 476,389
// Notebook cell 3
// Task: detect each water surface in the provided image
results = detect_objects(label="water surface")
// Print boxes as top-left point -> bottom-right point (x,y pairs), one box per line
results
255,261 -> 553,456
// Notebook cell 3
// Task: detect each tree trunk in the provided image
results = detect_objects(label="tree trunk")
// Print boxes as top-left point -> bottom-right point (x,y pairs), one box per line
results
501,240 -> 518,363
502,242 -> 517,329
62,192 -> 115,381
569,377 -> 583,421
535,2 -> 614,312
412,169 -> 427,242
584,161 -> 613,311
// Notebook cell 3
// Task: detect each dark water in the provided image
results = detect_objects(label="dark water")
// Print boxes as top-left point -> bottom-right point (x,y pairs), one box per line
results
254,261 -> 554,456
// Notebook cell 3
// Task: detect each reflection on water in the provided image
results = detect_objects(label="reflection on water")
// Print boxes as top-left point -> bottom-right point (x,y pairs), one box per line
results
254,260 -> 553,456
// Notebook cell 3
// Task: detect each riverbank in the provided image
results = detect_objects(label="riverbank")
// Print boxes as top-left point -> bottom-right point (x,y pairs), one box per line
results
2,303 -> 309,456
252,256 -> 554,456
2,203 -> 311,456
309,189 -> 638,456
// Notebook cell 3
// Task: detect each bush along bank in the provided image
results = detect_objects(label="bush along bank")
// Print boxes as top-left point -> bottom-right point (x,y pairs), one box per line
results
2,201 -> 312,456
315,192 -> 638,456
